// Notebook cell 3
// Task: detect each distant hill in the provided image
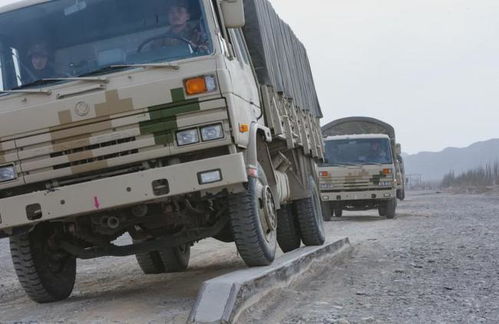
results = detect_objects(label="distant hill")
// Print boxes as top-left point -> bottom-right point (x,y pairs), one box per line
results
403,139 -> 499,181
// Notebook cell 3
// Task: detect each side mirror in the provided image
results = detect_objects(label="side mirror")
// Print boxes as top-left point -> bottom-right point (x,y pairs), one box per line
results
395,143 -> 402,155
221,0 -> 245,28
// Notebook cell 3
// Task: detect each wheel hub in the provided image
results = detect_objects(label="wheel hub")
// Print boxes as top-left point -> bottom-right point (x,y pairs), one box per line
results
262,185 -> 277,232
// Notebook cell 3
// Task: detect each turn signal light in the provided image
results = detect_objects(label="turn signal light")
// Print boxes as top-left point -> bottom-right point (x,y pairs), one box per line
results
383,168 -> 392,175
185,77 -> 207,95
239,124 -> 249,133
320,171 -> 329,177
184,75 -> 217,96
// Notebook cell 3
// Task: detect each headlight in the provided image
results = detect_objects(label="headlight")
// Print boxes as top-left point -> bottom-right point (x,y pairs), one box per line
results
0,165 -> 16,182
176,129 -> 199,146
379,181 -> 392,187
201,124 -> 224,141
320,183 -> 333,190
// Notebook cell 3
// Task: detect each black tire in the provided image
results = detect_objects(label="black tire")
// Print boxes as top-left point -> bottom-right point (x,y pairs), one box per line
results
160,244 -> 191,273
295,176 -> 326,246
385,198 -> 397,219
277,204 -> 301,252
334,208 -> 343,218
322,202 -> 332,222
229,165 -> 277,267
135,249 -> 165,275
9,223 -> 76,303
213,221 -> 235,243
378,205 -> 387,217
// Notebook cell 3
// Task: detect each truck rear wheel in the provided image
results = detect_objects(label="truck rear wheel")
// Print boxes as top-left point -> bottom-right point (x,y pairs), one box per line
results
10,223 -> 76,303
277,204 -> 301,252
295,176 -> 326,246
160,244 -> 191,272
229,165 -> 277,267
134,241 -> 165,274
385,198 -> 397,219
135,241 -> 191,274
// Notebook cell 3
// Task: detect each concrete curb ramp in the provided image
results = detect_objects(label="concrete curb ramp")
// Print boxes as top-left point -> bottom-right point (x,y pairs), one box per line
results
188,238 -> 351,324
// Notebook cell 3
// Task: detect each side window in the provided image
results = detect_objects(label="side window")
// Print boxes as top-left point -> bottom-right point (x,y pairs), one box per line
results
0,46 -> 23,91
234,29 -> 250,65
11,48 -> 22,87
228,28 -> 250,66
0,56 -> 3,90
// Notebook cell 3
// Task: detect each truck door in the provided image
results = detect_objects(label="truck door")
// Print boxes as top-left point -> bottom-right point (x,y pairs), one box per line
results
224,28 -> 260,113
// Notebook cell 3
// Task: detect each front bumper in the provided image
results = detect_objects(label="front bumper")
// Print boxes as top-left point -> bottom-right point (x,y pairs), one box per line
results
321,189 -> 396,202
0,153 -> 247,231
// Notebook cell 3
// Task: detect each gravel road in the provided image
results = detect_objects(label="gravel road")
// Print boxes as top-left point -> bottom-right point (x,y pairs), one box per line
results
1,191 -> 498,323
242,191 -> 499,323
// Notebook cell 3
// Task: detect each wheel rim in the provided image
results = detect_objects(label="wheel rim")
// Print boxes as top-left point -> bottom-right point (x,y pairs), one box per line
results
256,181 -> 277,244
311,184 -> 325,235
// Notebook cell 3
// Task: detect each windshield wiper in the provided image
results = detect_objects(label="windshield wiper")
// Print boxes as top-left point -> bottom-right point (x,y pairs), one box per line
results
78,65 -> 132,77
79,63 -> 180,78
0,88 -> 52,95
110,63 -> 180,70
43,76 -> 108,83
5,76 -> 108,95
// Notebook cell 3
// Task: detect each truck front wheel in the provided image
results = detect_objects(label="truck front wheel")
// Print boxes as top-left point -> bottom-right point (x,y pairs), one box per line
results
321,202 -> 332,221
10,223 -> 76,303
295,176 -> 326,246
334,208 -> 343,218
385,198 -> 397,219
229,165 -> 277,266
277,204 -> 301,252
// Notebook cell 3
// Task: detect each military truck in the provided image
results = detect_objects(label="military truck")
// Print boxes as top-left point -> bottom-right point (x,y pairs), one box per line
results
319,117 -> 405,220
0,0 -> 325,303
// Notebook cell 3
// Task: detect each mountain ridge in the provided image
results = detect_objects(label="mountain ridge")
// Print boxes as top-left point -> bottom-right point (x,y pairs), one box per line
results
403,139 -> 499,181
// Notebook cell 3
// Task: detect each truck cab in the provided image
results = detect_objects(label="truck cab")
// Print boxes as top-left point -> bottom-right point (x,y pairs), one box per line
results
319,116 -> 405,220
0,0 -> 325,303
319,134 -> 398,219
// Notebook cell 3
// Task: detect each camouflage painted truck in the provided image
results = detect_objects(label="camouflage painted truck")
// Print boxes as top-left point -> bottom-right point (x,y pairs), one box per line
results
319,117 -> 405,220
0,0 -> 325,303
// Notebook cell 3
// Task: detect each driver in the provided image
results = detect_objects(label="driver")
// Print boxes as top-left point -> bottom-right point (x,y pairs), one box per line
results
151,0 -> 208,52
26,42 -> 54,82
367,141 -> 388,162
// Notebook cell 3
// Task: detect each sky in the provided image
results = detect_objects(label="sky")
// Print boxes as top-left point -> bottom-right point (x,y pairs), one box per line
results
0,0 -> 498,153
270,0 -> 499,154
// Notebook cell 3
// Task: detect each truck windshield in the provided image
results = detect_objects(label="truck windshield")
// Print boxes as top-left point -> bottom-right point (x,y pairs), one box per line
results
0,0 -> 212,91
323,138 -> 393,166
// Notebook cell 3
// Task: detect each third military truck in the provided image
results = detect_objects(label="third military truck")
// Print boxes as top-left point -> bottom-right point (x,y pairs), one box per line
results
0,0 -> 324,303
319,117 -> 405,220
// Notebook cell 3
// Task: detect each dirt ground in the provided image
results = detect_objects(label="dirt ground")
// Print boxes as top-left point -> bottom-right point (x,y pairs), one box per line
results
242,191 -> 499,324
0,191 -> 498,323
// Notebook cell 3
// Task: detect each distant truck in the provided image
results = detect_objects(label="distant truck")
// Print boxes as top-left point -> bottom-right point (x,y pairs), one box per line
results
0,0 -> 325,303
319,117 -> 405,220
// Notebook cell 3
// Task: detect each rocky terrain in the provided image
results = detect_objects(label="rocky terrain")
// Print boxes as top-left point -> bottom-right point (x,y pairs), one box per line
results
0,191 -> 498,323
243,192 -> 499,323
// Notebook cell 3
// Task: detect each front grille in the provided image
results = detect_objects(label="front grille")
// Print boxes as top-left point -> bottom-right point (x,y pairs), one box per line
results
50,136 -> 137,158
0,97 -> 229,191
51,137 -> 138,170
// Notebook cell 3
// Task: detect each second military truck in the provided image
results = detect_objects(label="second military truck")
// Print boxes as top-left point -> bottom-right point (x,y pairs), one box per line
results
319,117 -> 405,220
0,0 -> 325,303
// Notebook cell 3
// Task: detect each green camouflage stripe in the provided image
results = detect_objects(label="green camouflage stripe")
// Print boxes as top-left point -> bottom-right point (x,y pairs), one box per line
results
139,88 -> 200,145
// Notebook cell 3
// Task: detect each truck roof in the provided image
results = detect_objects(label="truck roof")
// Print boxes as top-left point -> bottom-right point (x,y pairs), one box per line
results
0,0 -> 50,15
324,134 -> 391,142
322,116 -> 396,142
